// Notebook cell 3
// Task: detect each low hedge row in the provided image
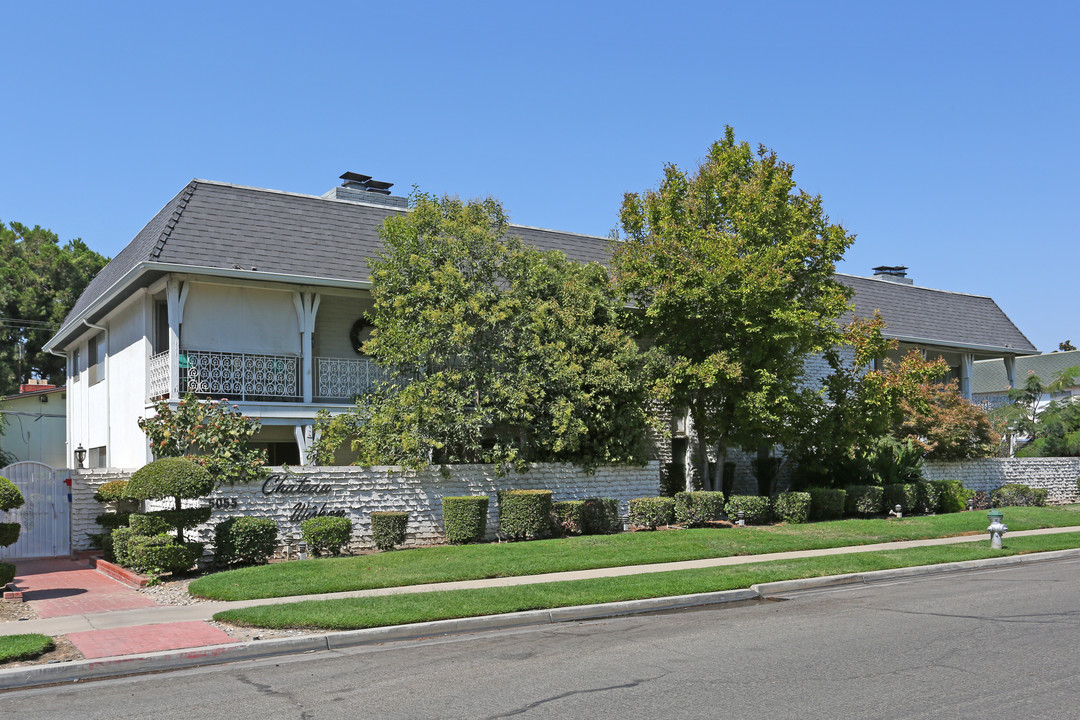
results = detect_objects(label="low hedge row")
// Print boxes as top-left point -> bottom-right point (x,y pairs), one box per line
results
674,491 -> 725,527
214,517 -> 278,566
497,490 -> 554,540
629,496 -> 676,529
443,496 -> 489,544
990,483 -> 1048,507
371,511 -> 408,551
301,516 -> 352,556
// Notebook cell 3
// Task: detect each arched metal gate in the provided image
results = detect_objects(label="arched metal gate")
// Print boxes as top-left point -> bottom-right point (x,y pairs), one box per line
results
0,461 -> 70,559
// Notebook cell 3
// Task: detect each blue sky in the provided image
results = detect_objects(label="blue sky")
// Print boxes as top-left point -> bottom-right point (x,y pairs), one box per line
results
2,1 -> 1076,352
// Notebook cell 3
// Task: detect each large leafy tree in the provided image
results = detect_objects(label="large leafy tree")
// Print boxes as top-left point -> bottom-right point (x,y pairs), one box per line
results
614,128 -> 854,489
312,192 -> 650,472
0,220 -> 109,395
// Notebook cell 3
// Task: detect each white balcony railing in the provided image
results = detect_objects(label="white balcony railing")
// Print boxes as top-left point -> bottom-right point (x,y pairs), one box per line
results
148,350 -> 170,400
180,349 -> 300,401
315,356 -> 395,401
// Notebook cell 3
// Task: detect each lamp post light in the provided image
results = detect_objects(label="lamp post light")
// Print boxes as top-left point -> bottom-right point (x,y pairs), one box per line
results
967,496 -> 975,512
894,504 -> 903,519
987,509 -> 1007,549
74,444 -> 87,469
736,510 -> 746,527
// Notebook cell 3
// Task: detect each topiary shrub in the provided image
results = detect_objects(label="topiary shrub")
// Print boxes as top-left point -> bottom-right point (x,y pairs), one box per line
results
497,490 -> 554,540
371,511 -> 408,551
0,475 -> 25,584
772,491 -> 811,524
807,488 -> 846,521
93,480 -> 131,504
301,516 -> 352,556
674,491 -> 725,527
110,526 -> 137,568
582,497 -> 620,535
990,483 -> 1048,507
930,480 -> 972,513
882,483 -> 921,515
124,533 -> 203,575
844,485 -> 885,516
553,500 -> 586,536
442,496 -> 489,544
440,496 -> 488,546
125,458 -> 214,543
129,514 -> 172,536
214,517 -> 279,566
724,495 -> 772,525
629,496 -> 675,529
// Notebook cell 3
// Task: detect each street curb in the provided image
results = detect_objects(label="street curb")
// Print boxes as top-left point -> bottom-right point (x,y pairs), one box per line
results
3,548 -> 1080,692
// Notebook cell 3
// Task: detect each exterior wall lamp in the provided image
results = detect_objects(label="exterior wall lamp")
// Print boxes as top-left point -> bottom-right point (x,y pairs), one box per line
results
74,444 -> 87,468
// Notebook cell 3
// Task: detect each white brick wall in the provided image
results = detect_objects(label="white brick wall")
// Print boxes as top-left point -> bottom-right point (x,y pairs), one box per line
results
70,468 -> 140,551
72,462 -> 661,552
924,458 -> 1080,504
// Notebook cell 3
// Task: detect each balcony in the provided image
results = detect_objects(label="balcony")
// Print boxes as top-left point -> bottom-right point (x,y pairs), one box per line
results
148,348 -> 391,403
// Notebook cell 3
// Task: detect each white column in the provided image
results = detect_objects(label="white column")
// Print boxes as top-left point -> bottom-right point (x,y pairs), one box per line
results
960,352 -> 974,400
1004,356 -> 1016,389
293,291 -> 321,403
294,424 -> 314,465
166,278 -> 188,400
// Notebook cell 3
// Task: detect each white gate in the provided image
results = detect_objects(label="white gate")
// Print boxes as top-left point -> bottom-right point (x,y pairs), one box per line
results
0,461 -> 70,559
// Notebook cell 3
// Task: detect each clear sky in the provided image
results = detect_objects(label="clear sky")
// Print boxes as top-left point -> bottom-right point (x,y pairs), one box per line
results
2,1 -> 1076,352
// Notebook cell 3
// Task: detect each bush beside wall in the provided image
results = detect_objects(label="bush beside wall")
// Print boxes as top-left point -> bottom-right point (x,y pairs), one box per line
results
724,495 -> 772,525
772,492 -> 811,524
929,480 -> 972,514
629,497 -> 676,529
844,485 -> 884,516
582,497 -> 620,534
301,516 -> 353,556
883,484 -> 921,514
553,500 -> 586,536
497,490 -> 554,540
807,488 -> 846,521
674,491 -> 725,527
990,484 -> 1049,508
371,511 -> 409,550
442,496 -> 489,544
214,517 -> 278,566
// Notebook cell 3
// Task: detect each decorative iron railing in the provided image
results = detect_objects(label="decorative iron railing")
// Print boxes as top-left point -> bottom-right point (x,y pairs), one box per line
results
315,356 -> 395,400
148,350 -> 170,400
180,349 -> 300,401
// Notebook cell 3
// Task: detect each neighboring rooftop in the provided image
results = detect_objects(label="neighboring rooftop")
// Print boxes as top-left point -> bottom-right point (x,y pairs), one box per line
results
974,349 -> 1080,394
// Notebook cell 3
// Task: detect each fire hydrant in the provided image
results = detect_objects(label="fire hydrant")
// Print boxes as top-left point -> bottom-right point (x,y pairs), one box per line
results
987,509 -> 1007,549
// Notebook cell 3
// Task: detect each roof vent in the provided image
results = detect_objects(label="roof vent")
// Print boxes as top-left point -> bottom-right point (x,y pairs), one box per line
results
323,171 -> 407,208
872,265 -> 913,285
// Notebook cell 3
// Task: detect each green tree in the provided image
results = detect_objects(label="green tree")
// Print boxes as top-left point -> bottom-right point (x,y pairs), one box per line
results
1020,399 -> 1080,457
138,394 -> 269,486
993,365 -> 1080,440
0,220 -> 109,395
311,192 -> 650,472
1058,341 -> 1076,352
614,128 -> 854,489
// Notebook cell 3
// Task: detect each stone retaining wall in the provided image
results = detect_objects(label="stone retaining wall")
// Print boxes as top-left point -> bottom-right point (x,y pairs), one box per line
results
924,458 -> 1080,504
72,462 -> 661,552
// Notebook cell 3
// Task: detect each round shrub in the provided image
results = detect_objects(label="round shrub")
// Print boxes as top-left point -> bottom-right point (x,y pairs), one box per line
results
0,562 -> 15,587
125,534 -> 203,575
0,523 -> 19,548
0,476 -> 24,513
629,496 -> 676,529
807,488 -> 846,521
497,490 -> 554,540
371,511 -> 408,551
126,457 -> 214,500
214,517 -> 279,566
930,480 -> 972,513
582,497 -> 620,534
301,516 -> 352,556
674,491 -> 725,527
990,483 -> 1048,507
772,491 -> 811,524
724,495 -> 772,525
129,513 -> 172,535
93,479 -> 130,504
844,485 -> 884,516
442,496 -> 489,544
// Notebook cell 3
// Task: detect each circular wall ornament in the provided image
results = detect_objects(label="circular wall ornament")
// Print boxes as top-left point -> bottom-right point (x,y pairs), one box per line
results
349,317 -> 372,355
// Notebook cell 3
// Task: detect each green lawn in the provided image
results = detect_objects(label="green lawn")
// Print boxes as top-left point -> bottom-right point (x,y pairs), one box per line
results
0,634 -> 54,664
214,531 -> 1080,630
190,505 -> 1080,601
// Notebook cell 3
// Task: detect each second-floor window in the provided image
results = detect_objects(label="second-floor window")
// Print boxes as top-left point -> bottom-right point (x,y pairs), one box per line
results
88,333 -> 105,385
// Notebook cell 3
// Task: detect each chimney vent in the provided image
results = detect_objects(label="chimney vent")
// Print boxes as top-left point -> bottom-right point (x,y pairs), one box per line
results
323,171 -> 406,208
872,265 -> 913,285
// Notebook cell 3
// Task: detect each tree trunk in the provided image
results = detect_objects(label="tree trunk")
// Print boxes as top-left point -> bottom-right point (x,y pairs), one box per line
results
695,414 -> 709,492
175,496 -> 184,544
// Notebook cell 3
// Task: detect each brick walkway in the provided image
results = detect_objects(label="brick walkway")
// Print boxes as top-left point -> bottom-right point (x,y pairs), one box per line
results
66,621 -> 235,659
13,559 -> 159,619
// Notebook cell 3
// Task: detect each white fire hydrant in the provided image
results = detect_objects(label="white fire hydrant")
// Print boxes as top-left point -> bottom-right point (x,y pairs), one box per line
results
987,509 -> 1007,549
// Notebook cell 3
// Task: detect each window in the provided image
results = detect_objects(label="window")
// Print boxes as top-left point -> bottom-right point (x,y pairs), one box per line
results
89,446 -> 107,468
88,333 -> 105,385
153,300 -> 170,354
71,348 -> 81,383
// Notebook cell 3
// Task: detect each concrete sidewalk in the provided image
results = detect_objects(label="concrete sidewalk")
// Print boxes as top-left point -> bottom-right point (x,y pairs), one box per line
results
5,525 -> 1080,639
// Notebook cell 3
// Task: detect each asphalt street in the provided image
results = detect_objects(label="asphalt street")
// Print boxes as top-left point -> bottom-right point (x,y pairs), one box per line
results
3,557 -> 1078,719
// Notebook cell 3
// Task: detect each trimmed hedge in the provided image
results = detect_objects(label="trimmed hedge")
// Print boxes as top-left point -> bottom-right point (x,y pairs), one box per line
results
929,480 -> 972,513
371,511 -> 408,551
0,523 -> 19,548
629,496 -> 675,529
883,483 -> 921,514
145,507 -> 213,532
442,496 -> 489,544
0,476 -> 24,515
553,500 -> 586,536
582,497 -> 620,534
916,481 -> 942,514
214,517 -> 278,566
110,526 -> 202,575
845,485 -> 885,516
0,562 -> 14,587
94,511 -> 132,531
497,490 -> 554,540
129,514 -> 171,536
990,483 -> 1049,508
301,516 -> 353,556
674,491 -> 725,527
93,480 -> 130,504
808,488 -> 846,521
773,491 -> 811,524
125,457 -> 214,500
724,495 -> 772,525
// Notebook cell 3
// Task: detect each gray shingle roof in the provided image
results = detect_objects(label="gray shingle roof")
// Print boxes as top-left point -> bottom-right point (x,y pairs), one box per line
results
836,274 -> 1036,355
973,349 -> 1080,393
